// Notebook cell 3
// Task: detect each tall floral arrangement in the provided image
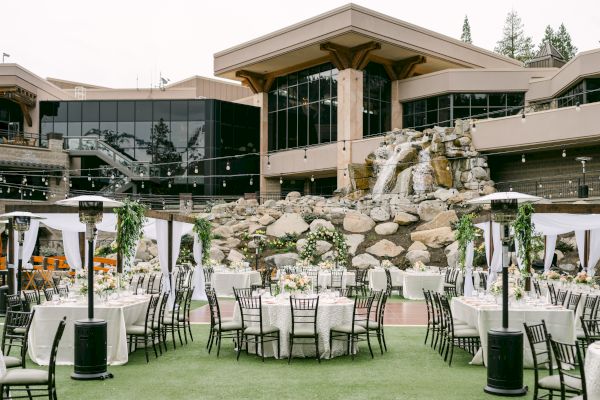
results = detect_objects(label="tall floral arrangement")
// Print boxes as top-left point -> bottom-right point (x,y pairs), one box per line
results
299,227 -> 348,266
455,213 -> 477,269
193,217 -> 212,265
115,199 -> 147,270
512,203 -> 543,276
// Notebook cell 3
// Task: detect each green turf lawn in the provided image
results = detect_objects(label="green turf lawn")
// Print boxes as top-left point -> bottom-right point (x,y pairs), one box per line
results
47,324 -> 534,400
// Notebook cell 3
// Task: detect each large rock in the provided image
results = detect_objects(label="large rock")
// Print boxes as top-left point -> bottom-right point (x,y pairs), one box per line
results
213,225 -> 234,239
309,219 -> 335,232
344,234 -> 365,255
410,227 -> 455,248
394,212 -> 419,225
431,156 -> 453,188
375,222 -> 399,235
433,188 -> 458,202
390,196 -> 418,215
391,167 -> 413,196
227,249 -> 245,263
415,210 -> 458,232
266,213 -> 309,238
406,250 -> 431,265
296,239 -> 332,256
444,241 -> 459,268
210,247 -> 226,263
343,212 -> 376,233
366,239 -> 404,258
258,214 -> 276,226
417,200 -> 448,222
370,207 -> 390,222
408,241 -> 427,251
352,253 -> 380,269
264,252 -> 299,267
285,191 -> 302,202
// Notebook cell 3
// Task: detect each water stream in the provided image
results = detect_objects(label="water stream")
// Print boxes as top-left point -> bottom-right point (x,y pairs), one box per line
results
372,142 -> 411,199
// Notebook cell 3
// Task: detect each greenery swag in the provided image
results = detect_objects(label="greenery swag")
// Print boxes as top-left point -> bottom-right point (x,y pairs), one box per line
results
115,199 -> 148,270
455,213 -> 478,269
299,227 -> 348,266
193,217 -> 212,265
512,203 -> 543,275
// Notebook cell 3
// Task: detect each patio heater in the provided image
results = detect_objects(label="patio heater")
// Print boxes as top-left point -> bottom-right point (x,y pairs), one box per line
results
468,192 -> 540,397
576,156 -> 592,198
56,195 -> 123,381
0,212 -> 46,295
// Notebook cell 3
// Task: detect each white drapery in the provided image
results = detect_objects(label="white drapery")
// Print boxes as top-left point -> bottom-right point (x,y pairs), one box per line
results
543,235 -> 558,272
463,241 -> 475,297
474,222 -> 492,267
588,231 -> 600,276
62,231 -> 82,270
155,219 -> 171,294
12,219 -> 40,269
192,236 -> 207,300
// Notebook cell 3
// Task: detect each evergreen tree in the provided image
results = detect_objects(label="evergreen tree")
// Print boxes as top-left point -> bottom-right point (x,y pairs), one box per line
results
494,10 -> 534,62
538,23 -> 578,61
461,15 -> 472,44
147,118 -> 182,177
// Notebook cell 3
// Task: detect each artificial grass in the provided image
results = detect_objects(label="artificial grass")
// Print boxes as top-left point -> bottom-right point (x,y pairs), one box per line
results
49,325 -> 534,400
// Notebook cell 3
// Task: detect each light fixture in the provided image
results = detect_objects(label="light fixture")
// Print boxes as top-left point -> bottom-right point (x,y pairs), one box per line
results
115,182 -> 120,189
576,102 -> 581,112
267,155 -> 271,169
63,175 -> 68,182
342,140 -> 346,151
69,181 -> 72,188
141,181 -> 144,189
569,180 -> 573,185
509,186 -> 513,192
168,181 -> 172,188
110,172 -> 115,179
472,121 -> 477,132
139,171 -> 144,177
226,161 -> 231,171
87,174 -> 91,181
562,149 -> 567,158
55,195 -> 122,381
303,148 -> 307,162
194,165 -> 198,174
279,175 -> 283,185
521,112 -> 526,123
92,181 -> 95,188
311,175 -> 315,182
44,180 -> 48,186
7,188 -> 10,194
167,168 -> 172,176
521,154 -> 526,163
343,169 -> 347,177
446,165 -> 450,171
41,176 -> 45,183
222,180 -> 227,188
249,176 -> 253,186
192,180 -> 196,188
538,183 -> 542,188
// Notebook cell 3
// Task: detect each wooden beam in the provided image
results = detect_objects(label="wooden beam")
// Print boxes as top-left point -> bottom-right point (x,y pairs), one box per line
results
235,70 -> 274,94
320,41 -> 381,71
18,103 -> 32,127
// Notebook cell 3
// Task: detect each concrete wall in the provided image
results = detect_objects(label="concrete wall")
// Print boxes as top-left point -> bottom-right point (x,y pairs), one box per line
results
263,143 -> 337,178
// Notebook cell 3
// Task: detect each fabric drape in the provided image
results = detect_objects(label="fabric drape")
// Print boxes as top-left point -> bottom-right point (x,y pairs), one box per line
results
155,219 -> 171,294
192,235 -> 207,300
543,235 -> 557,272
475,222 -> 491,267
12,220 -> 40,269
487,223 -> 502,289
62,231 -> 82,270
463,241 -> 475,297
588,230 -> 600,276
575,230 -> 586,271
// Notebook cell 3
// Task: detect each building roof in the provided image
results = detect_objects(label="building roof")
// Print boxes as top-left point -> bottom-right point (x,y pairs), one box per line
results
214,3 -> 522,84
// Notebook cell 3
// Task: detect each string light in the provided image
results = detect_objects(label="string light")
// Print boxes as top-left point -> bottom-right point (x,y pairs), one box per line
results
141,181 -> 145,189
91,181 -> 95,188
226,161 -> 231,171
167,169 -> 172,176
168,181 -> 172,188
521,154 -> 526,163
576,102 -> 581,112
193,180 -> 197,188
110,172 -> 115,179
249,176 -> 253,186
139,171 -> 144,177
267,155 -> 271,170
562,149 -> 566,158
222,180 -> 226,188
279,175 -> 283,185
63,175 -> 67,182
87,173 -> 91,181
194,165 -> 198,174
538,183 -> 543,188
304,148 -> 307,162
310,175 -> 315,182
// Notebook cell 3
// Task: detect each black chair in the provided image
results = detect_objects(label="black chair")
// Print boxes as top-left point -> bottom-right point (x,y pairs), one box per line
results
233,287 -> 253,299
582,296 -> 598,319
565,293 -> 582,311
523,320 -> 558,400
384,269 -> 402,297
443,269 -> 459,295
178,288 -> 194,344
479,271 -> 487,291
203,267 -> 214,291
581,318 -> 600,347
126,295 -> 161,362
1,310 -> 35,369
161,290 -> 186,350
145,274 -> 158,294
303,269 -> 320,294
236,294 -> 280,362
556,289 -> 568,306
327,269 -> 344,290
288,296 -> 320,364
56,286 -> 69,298
22,290 -> 40,311
131,274 -> 146,294
0,316 -> 66,400
251,267 -> 273,293
423,290 -> 438,347
348,269 -> 368,296
549,335 -> 587,399
330,294 -> 374,360
206,288 -> 242,357
548,283 -> 558,305
439,295 -> 480,366
533,280 -> 542,297
155,291 -> 170,353
43,288 -> 56,302
359,290 -> 387,354
5,294 -> 23,311
337,287 -> 354,298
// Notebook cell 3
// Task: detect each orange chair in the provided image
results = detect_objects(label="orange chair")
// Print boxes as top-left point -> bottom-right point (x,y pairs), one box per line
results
93,257 -> 116,273
27,255 -> 46,290
0,257 -> 6,270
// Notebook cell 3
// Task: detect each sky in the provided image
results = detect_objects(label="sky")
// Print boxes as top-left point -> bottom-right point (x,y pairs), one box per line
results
2,0 -> 599,88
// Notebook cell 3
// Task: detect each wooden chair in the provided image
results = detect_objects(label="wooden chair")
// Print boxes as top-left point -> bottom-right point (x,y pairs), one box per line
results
288,296 -> 320,364
549,335 -> 587,399
523,321 -> 557,400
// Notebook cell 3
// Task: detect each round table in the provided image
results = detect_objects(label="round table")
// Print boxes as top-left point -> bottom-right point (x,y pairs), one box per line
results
585,342 -> 600,397
211,270 -> 261,297
368,268 -> 402,292
233,294 -> 354,359
400,270 -> 444,300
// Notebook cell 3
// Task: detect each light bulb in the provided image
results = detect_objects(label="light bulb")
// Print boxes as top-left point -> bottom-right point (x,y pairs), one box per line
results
0,188 -> 2,194
193,180 -> 197,188
310,175 -> 315,182
194,165 -> 198,174
167,169 -> 172,176
576,102 -> 581,111
116,183 -> 120,188
249,177 -> 253,186
509,186 -> 513,192
111,173 -> 115,179
44,181 -> 48,186
69,181 -> 72,188
222,180 -> 226,188
562,149 -> 566,158
539,183 -> 543,188
7,188 -> 10,193
168,181 -> 172,188
521,113 -> 526,123
87,175 -> 91,181
92,181 -> 95,188
521,154 -> 526,163
226,161 -> 231,171
139,171 -> 144,177
279,176 -> 283,185
141,181 -> 145,189
41,176 -> 45,183
63,175 -> 67,182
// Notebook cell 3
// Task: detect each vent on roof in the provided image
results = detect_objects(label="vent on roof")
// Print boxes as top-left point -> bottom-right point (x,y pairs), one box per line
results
74,86 -> 86,100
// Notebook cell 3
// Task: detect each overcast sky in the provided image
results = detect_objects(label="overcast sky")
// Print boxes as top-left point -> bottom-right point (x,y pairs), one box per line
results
3,0 -> 599,88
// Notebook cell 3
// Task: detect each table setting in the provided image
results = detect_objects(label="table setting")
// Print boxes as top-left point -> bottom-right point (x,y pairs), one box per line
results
210,261 -> 262,297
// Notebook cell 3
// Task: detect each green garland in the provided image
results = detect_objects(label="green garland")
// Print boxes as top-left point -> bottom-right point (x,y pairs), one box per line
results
512,203 -> 543,275
299,227 -> 349,266
455,213 -> 477,269
193,217 -> 212,265
115,199 -> 148,270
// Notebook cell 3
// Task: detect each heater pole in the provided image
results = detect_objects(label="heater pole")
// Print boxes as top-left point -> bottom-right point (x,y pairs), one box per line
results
86,223 -> 95,320
17,232 -> 24,294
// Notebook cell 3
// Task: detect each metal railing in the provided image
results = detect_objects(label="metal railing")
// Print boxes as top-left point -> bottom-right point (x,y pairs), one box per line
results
64,136 -> 159,178
495,177 -> 600,200
0,129 -> 45,148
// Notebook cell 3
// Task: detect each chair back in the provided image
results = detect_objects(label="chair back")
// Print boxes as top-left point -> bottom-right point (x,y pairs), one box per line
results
566,293 -> 582,311
6,293 -> 23,311
233,287 -> 253,299
182,287 -> 194,320
583,296 -> 598,319
351,294 -> 374,331
145,274 -> 157,294
523,321 -> 553,384
206,288 -> 223,330
170,290 -> 186,320
48,317 -> 67,389
479,271 -> 487,291
57,286 -> 69,298
384,269 -> 392,296
581,317 -> 600,344
548,283 -> 557,305
337,288 -> 353,298
431,292 -> 445,330
303,269 -> 319,292
556,288 -> 569,306
368,290 -> 384,326
22,290 -> 40,310
237,294 -> 265,333
2,310 -> 35,362
549,336 -> 587,399
439,295 -> 456,334
203,267 -> 214,289
44,287 -> 57,302
423,290 -> 435,325
355,269 -> 367,285
144,295 -> 161,334
157,291 -> 170,328
289,296 -> 319,337
533,281 -> 542,297
329,269 -> 344,289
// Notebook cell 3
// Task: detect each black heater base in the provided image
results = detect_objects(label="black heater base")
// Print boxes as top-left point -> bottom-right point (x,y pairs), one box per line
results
484,328 -> 527,396
71,319 -> 114,381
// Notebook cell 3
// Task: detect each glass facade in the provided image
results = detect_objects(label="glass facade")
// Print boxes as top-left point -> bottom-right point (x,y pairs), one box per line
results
40,99 -> 260,196
556,78 -> 600,108
402,92 -> 525,130
268,62 -> 338,151
362,63 -> 391,137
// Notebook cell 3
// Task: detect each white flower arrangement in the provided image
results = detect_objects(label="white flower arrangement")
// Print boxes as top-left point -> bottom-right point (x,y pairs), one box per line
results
228,260 -> 249,271
318,260 -> 335,270
490,277 -> 523,300
381,260 -> 394,269
413,260 -> 427,272
575,271 -> 594,285
281,273 -> 311,293
78,270 -> 119,295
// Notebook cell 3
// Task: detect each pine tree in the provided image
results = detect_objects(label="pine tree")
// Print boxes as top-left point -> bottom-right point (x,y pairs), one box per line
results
147,118 -> 182,176
494,10 -> 534,62
555,23 -> 577,60
461,15 -> 472,44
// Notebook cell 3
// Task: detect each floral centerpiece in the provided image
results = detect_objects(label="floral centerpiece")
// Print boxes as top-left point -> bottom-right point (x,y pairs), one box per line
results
574,271 -> 593,285
130,261 -> 160,274
490,277 -> 523,301
228,260 -> 249,271
381,260 -> 394,269
413,260 -> 427,272
318,260 -> 335,270
281,273 -> 311,294
560,274 -> 574,284
297,259 -> 311,268
77,270 -> 119,296
543,270 -> 561,280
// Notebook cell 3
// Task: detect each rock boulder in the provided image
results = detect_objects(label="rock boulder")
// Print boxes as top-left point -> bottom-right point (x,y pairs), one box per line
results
366,239 -> 404,258
410,227 -> 455,248
343,212 -> 376,233
266,213 -> 309,238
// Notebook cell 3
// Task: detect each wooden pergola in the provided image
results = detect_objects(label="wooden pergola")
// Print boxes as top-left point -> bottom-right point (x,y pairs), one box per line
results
4,204 -> 196,275
474,202 -> 600,270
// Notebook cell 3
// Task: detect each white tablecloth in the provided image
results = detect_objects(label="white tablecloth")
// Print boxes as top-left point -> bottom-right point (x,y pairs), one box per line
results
317,271 -> 356,289
29,295 -> 150,366
0,350 -> 5,378
211,271 -> 261,297
233,295 -> 354,359
585,342 -> 600,398
451,297 -> 575,368
400,270 -> 444,300
368,268 -> 402,292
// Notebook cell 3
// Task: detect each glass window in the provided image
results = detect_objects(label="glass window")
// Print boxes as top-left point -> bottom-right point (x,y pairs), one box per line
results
40,102 -> 57,123
82,122 -> 99,136
188,121 -> 205,148
117,101 -> 134,121
153,101 -> 170,122
68,102 -> 82,122
135,121 -> 152,147
135,102 -> 152,121
41,122 -> 53,134
68,122 -> 82,136
438,95 -> 451,109
82,102 -> 99,122
471,94 -> 487,107
319,100 -> 331,143
298,105 -> 308,147
189,101 -> 205,120
171,101 -> 187,121
489,93 -> 506,107
453,93 -> 470,107
277,110 -> 286,150
287,107 -> 298,148
100,102 -> 117,121
507,93 -> 524,107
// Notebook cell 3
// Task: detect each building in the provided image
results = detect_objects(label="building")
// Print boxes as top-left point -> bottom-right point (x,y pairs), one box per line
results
1,3 -> 600,205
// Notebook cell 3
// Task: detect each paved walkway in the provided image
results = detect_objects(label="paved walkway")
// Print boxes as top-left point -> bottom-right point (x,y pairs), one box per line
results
191,300 -> 427,326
